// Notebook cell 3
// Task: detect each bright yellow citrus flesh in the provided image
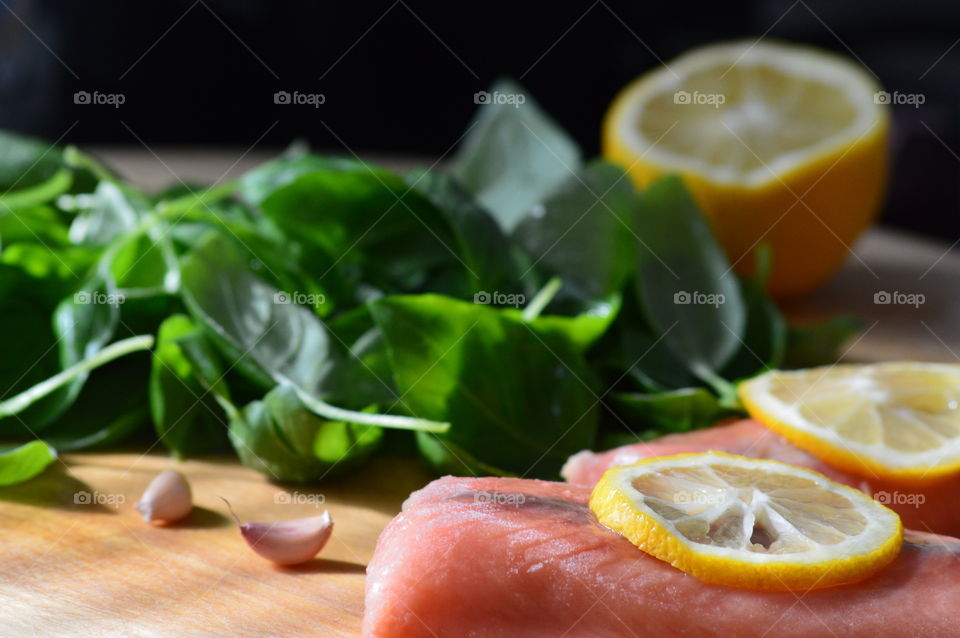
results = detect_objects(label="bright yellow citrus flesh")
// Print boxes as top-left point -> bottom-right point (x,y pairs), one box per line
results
740,363 -> 960,483
602,40 -> 890,297
589,452 -> 902,591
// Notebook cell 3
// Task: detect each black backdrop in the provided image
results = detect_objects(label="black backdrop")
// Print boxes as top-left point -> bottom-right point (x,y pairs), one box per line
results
1,0 -> 957,238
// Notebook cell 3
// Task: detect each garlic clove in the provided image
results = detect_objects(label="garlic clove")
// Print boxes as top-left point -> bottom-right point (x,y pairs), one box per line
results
135,470 -> 192,524
239,511 -> 334,565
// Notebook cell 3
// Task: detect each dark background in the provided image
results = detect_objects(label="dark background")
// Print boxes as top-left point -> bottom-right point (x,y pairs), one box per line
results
0,0 -> 957,238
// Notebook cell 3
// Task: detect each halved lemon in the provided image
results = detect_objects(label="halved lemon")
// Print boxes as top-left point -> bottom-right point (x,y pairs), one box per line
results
590,452 -> 902,590
740,363 -> 960,483
603,40 -> 889,296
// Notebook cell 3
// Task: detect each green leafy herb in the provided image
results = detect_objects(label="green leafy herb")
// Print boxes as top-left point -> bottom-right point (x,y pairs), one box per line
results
632,176 -> 746,386
451,78 -> 581,232
228,384 -> 382,483
0,78 -> 858,484
0,441 -> 57,486
372,294 -> 598,478
150,314 -> 229,457
180,233 -> 448,433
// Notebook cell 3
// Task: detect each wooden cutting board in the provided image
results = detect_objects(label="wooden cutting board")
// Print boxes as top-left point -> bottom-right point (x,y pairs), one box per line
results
2,165 -> 959,636
0,452 -> 432,637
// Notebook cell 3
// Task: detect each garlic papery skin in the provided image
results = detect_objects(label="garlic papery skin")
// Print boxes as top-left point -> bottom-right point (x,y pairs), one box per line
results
240,511 -> 334,565
135,470 -> 193,524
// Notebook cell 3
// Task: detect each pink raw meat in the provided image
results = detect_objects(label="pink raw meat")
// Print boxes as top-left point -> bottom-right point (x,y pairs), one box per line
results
364,475 -> 960,638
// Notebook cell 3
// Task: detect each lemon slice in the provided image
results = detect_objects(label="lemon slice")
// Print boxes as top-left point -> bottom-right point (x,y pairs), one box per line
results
602,40 -> 889,296
740,363 -> 960,482
590,452 -> 902,590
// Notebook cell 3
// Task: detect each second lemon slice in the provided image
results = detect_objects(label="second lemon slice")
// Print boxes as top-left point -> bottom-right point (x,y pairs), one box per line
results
590,452 -> 902,590
740,363 -> 960,482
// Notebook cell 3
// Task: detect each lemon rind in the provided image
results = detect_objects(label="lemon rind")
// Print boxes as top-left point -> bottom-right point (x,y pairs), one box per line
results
606,40 -> 888,189
589,451 -> 903,591
740,363 -> 960,483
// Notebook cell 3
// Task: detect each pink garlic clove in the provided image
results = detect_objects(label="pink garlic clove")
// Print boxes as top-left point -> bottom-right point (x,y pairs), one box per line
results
135,470 -> 192,524
239,511 -> 334,565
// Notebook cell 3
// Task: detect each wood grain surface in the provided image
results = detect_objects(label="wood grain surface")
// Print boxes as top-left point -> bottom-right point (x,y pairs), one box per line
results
0,452 -> 431,637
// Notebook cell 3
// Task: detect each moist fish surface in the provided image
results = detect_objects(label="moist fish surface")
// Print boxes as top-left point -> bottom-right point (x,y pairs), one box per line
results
562,419 -> 960,535
364,475 -> 960,638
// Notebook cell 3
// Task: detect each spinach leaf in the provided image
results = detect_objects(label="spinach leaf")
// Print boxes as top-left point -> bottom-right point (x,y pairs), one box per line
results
720,246 -> 786,379
0,131 -> 64,192
514,160 -> 636,300
506,293 -> 622,353
451,78 -> 581,232
783,316 -> 862,369
0,335 -> 154,423
632,176 -> 746,382
180,233 -> 448,433
0,205 -> 70,247
721,280 -> 786,380
0,264 -> 63,434
228,384 -> 381,483
61,181 -> 146,246
238,152 -> 364,206
406,170 -> 517,294
43,355 -> 151,451
259,168 -> 457,295
602,287 -> 696,392
612,388 -> 725,436
371,294 -> 598,478
0,441 -> 57,486
0,268 -> 127,431
150,314 -> 229,457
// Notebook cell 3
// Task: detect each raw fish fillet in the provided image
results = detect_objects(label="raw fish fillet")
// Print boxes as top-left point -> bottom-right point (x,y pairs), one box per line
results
563,419 -> 960,535
364,476 -> 960,638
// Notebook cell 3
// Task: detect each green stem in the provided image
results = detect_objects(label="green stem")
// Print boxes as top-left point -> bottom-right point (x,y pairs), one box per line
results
159,182 -> 237,217
293,387 -> 450,433
0,335 -> 155,419
0,168 -> 73,210
522,277 -> 562,321
63,146 -> 118,184
691,362 -> 741,409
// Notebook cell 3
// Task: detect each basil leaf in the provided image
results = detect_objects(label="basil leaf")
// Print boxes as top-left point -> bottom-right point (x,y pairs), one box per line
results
406,170 -> 517,295
514,160 -> 636,300
612,388 -> 725,436
371,293 -> 598,478
150,314 -> 230,457
228,384 -> 381,483
180,233 -> 448,433
633,176 -> 746,379
0,441 -> 57,486
44,355 -> 151,451
0,131 -> 63,192
784,316 -> 862,369
451,78 -> 581,232
238,153 -> 364,206
259,168 -> 457,295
